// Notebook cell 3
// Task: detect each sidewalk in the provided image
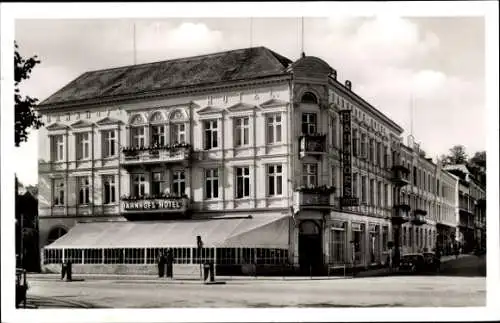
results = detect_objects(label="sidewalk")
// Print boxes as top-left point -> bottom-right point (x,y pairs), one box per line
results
27,254 -> 474,283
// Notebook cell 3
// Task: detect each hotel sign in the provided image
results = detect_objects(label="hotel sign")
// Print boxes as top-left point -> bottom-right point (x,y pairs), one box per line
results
122,198 -> 186,211
339,110 -> 359,207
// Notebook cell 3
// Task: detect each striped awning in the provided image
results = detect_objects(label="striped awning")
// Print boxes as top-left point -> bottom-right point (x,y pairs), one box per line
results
45,215 -> 290,249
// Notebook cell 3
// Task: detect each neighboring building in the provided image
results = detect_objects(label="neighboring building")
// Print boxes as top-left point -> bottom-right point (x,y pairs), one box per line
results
435,165 -> 460,256
35,46 -> 457,275
444,164 -> 486,252
16,177 -> 40,272
398,138 -> 438,254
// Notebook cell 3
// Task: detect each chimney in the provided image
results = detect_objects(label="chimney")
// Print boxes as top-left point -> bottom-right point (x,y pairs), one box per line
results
331,69 -> 337,80
345,80 -> 352,90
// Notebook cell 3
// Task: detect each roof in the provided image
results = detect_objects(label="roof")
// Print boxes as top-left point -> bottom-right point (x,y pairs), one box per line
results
39,46 -> 293,107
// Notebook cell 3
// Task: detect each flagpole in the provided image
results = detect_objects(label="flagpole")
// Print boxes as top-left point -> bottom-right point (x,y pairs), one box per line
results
133,23 -> 137,65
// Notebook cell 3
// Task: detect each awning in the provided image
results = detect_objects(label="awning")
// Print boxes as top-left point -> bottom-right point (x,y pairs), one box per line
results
45,215 -> 290,249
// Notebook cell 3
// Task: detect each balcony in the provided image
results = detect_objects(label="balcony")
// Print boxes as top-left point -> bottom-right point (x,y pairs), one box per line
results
392,204 -> 411,224
390,164 -> 410,187
411,209 -> 427,225
120,195 -> 191,220
293,186 -> 334,212
458,218 -> 473,229
299,134 -> 327,159
477,198 -> 486,210
120,144 -> 191,168
459,202 -> 474,215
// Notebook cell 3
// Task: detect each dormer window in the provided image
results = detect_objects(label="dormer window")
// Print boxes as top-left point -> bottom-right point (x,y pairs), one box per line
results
301,92 -> 318,104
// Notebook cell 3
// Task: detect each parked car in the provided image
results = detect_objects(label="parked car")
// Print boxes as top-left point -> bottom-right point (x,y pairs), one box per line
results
399,253 -> 426,273
423,252 -> 440,272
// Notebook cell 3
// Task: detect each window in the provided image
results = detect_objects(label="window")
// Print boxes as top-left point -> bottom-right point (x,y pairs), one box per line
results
361,134 -> 367,158
413,166 -> 417,186
205,168 -> 219,199
361,176 -> 367,203
329,223 -> 346,265
376,142 -> 381,165
51,135 -> 64,162
151,125 -> 166,146
86,111 -> 91,119
78,176 -> 90,205
171,123 -> 186,144
377,181 -> 382,206
132,174 -> 146,197
172,170 -> 186,196
235,167 -> 250,198
151,172 -> 164,196
369,139 -> 375,162
352,129 -> 358,157
103,175 -> 116,204
53,179 -> 65,206
102,130 -> 116,158
331,116 -> 337,147
382,226 -> 389,251
266,114 -> 282,144
384,184 -> 389,207
383,145 -> 388,168
204,120 -> 218,150
234,117 -> 250,147
301,92 -> 318,104
131,127 -> 145,147
302,113 -> 317,135
370,179 -> 375,205
76,132 -> 90,160
267,165 -> 283,196
302,164 -> 318,187
352,173 -> 358,198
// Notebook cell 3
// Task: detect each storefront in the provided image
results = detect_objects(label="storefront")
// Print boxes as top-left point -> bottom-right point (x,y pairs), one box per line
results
42,214 -> 291,276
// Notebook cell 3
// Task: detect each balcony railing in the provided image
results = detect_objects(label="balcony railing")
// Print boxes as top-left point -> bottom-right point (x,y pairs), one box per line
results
299,134 -> 327,158
293,186 -> 334,211
390,164 -> 410,187
392,204 -> 411,224
121,144 -> 191,166
120,195 -> 191,216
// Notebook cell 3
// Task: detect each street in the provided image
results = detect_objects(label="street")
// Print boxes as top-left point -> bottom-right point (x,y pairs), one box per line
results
23,255 -> 486,308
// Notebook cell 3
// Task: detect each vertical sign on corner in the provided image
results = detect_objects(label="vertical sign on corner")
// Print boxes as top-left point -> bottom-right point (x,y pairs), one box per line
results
340,109 -> 353,205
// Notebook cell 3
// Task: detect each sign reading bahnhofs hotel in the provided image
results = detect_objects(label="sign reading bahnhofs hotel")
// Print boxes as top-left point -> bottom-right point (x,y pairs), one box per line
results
122,198 -> 186,211
340,110 -> 359,207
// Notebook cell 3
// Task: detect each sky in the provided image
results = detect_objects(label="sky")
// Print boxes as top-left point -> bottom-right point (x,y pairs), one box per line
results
12,16 -> 487,185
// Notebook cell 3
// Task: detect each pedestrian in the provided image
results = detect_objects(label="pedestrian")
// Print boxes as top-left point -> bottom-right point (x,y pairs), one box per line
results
166,249 -> 174,279
157,251 -> 165,278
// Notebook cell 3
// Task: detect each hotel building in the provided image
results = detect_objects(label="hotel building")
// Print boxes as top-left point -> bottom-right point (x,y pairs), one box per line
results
36,47 -> 474,276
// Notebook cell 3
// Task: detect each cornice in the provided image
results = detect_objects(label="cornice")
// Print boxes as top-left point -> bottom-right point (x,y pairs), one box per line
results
36,74 -> 291,112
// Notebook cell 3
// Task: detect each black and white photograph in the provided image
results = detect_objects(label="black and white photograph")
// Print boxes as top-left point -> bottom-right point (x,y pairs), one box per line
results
1,1 -> 499,322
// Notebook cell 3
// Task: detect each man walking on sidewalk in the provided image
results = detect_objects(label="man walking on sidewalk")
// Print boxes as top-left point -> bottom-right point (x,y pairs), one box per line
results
157,251 -> 166,278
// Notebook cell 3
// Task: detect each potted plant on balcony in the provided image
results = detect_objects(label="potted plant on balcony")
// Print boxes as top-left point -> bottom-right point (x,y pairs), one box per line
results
296,185 -> 336,194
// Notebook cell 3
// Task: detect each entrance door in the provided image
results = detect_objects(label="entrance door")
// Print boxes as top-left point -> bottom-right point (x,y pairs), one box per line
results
299,220 -> 322,275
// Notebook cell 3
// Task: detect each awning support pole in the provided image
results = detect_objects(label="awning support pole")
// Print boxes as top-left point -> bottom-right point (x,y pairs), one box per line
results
144,248 -> 147,264
102,248 -> 105,264
62,248 -> 65,264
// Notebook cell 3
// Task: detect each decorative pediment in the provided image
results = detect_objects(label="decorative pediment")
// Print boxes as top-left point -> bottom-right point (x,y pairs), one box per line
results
70,120 -> 95,128
196,106 -> 223,115
46,122 -> 69,131
260,98 -> 289,108
226,102 -> 258,113
96,116 -> 123,125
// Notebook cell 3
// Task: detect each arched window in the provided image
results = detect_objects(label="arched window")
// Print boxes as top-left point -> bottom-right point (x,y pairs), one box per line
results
299,220 -> 320,235
169,109 -> 187,144
130,114 -> 144,125
150,111 -> 166,146
301,92 -> 318,104
47,227 -> 67,245
150,111 -> 165,123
